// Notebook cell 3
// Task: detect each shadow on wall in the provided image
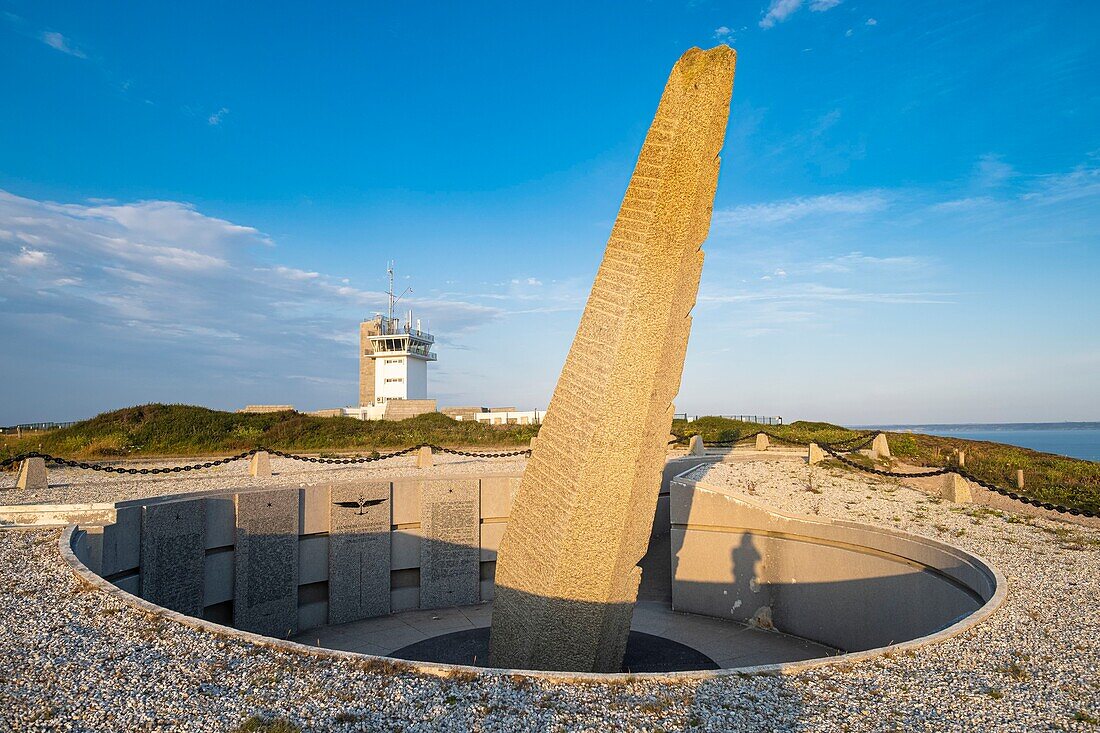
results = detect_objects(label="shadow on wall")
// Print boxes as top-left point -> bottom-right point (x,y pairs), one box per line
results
668,464 -> 996,654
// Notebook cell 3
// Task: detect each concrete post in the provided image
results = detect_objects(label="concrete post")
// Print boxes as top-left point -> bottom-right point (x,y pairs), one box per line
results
416,445 -> 434,469
941,473 -> 972,503
957,450 -> 966,468
755,433 -> 769,451
248,451 -> 272,478
529,436 -> 538,452
871,433 -> 891,460
1016,470 -> 1024,490
808,443 -> 825,465
16,457 -> 48,490
688,435 -> 705,455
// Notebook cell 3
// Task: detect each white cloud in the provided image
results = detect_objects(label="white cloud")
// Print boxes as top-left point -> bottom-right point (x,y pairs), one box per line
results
812,252 -> 924,274
714,191 -> 890,227
974,154 -> 1015,188
713,26 -> 733,39
40,31 -> 86,59
809,0 -> 841,11
13,246 -> 50,267
845,28 -> 854,37
207,107 -> 229,126
866,18 -> 878,26
760,0 -> 803,29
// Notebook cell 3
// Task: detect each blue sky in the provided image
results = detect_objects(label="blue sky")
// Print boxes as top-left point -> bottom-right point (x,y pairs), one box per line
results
1,1 -> 1098,425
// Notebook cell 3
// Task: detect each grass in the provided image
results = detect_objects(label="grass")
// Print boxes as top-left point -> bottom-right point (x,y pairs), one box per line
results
673,416 -> 1100,515
0,403 -> 537,461
231,716 -> 301,733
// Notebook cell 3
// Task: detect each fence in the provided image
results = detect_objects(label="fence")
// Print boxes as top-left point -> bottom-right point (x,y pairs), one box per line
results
673,414 -> 783,426
0,421 -> 80,435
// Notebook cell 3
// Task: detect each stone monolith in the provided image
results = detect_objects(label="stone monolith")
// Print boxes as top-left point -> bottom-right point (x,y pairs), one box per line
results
416,445 -> 434,469
871,433 -> 891,460
16,457 -> 48,491
249,451 -> 272,477
755,433 -> 769,451
489,46 -> 736,673
688,435 -> 705,455
808,443 -> 825,465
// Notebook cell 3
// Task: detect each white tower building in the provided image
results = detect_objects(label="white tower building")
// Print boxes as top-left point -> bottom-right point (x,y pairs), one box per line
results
356,264 -> 437,420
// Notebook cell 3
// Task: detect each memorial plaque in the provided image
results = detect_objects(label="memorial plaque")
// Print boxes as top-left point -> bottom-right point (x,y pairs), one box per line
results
420,479 -> 480,609
328,481 -> 391,624
141,499 -> 205,616
234,489 -> 299,637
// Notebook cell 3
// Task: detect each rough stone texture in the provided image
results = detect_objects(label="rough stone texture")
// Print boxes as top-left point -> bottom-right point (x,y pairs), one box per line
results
328,482 -> 391,624
688,436 -> 705,455
383,399 -> 438,421
807,443 -> 825,465
234,489 -> 299,637
490,46 -> 736,673
16,457 -> 47,491
755,434 -> 769,451
359,318 -> 382,407
420,479 -> 480,609
871,433 -> 891,460
941,473 -> 973,503
248,451 -> 272,477
140,499 -> 205,616
416,446 -> 434,469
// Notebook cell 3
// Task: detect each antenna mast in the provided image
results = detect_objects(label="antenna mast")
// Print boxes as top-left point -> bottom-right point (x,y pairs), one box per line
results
386,261 -> 412,330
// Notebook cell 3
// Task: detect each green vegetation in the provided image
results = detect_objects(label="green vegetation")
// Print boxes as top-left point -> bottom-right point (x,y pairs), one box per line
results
0,404 -> 536,460
887,431 -> 1100,515
231,716 -> 301,733
5,407 -> 1098,514
672,416 -> 1100,515
671,417 -> 858,447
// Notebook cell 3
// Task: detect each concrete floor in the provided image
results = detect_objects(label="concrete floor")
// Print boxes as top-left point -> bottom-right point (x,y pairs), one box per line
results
290,600 -> 837,670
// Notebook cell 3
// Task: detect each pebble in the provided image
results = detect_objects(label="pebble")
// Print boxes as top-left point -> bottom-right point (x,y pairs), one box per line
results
0,457 -> 1097,730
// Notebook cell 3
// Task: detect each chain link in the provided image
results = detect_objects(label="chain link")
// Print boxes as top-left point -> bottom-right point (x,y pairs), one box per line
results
816,443 -> 1097,519
4,435 -> 1094,518
0,443 -> 531,474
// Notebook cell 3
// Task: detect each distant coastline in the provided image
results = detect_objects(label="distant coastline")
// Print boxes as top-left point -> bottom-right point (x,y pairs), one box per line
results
856,421 -> 1100,432
853,422 -> 1100,462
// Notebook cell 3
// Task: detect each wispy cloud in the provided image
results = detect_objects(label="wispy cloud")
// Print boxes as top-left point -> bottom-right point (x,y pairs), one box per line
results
40,31 -> 86,59
760,0 -> 803,29
760,0 -> 841,28
0,190 -> 505,409
207,107 -> 230,126
714,191 -> 890,227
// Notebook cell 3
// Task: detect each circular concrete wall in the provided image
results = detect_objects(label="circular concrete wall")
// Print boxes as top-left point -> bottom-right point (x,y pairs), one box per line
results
59,470 -> 1004,680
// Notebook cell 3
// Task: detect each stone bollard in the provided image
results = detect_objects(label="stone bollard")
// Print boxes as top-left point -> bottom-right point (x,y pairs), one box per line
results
1016,470 -> 1024,490
688,435 -> 705,455
529,436 -> 538,452
755,433 -> 769,451
871,433 -> 891,460
417,445 -> 434,469
807,443 -> 825,465
248,451 -> 272,478
957,450 -> 966,468
941,473 -> 972,503
17,457 -> 48,490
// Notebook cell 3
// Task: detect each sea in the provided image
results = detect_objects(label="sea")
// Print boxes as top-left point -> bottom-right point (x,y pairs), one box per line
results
855,423 -> 1100,463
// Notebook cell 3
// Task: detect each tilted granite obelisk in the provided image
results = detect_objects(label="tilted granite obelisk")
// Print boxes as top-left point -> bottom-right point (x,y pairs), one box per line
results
488,46 -> 736,672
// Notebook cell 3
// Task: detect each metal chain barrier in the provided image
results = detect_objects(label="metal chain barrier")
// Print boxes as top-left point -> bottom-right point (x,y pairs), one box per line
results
817,442 -> 1098,519
0,443 -> 531,473
0,449 -> 258,475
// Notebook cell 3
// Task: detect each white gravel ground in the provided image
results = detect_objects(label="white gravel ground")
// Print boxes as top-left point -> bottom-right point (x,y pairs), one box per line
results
2,457 -> 1099,731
